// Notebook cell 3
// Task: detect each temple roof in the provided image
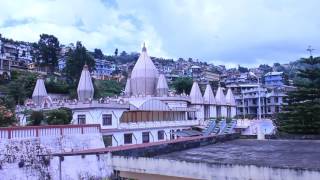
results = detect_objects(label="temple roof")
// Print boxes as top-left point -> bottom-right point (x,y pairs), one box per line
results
156,74 -> 169,90
124,78 -> 131,96
203,84 -> 216,105
77,65 -> 94,101
226,88 -> 236,106
156,74 -> 169,96
130,44 -> 159,96
32,76 -> 48,105
189,81 -> 203,104
215,87 -> 226,105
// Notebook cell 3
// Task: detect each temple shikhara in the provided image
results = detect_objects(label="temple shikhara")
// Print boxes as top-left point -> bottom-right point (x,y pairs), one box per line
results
16,44 -> 270,146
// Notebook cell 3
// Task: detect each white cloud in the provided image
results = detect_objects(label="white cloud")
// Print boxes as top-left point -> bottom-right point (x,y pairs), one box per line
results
1,0 -> 320,67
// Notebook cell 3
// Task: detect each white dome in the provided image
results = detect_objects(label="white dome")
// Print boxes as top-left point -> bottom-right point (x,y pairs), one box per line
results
203,84 -> 216,105
190,81 -> 203,104
156,74 -> 169,96
130,44 -> 159,96
215,87 -> 226,105
77,65 -> 94,101
32,76 -> 49,105
226,88 -> 236,106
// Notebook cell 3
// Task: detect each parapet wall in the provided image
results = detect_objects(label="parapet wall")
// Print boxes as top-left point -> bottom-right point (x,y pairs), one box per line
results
0,127 -> 108,180
112,133 -> 240,157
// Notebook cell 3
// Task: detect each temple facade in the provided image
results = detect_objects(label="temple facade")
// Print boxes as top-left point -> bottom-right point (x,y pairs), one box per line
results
16,44 -> 239,147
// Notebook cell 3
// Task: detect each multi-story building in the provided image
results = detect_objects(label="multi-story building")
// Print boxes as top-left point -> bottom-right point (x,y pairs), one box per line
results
92,59 -> 115,79
264,72 -> 284,86
228,83 -> 294,119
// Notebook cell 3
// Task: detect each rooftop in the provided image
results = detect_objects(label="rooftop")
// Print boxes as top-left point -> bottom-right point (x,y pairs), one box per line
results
156,139 -> 320,171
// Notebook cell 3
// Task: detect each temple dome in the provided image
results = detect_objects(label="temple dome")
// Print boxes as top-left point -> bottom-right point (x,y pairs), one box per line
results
130,44 -> 159,96
156,74 -> 169,96
189,81 -> 203,104
226,88 -> 236,106
215,87 -> 226,105
77,65 -> 94,101
32,76 -> 49,105
203,84 -> 216,105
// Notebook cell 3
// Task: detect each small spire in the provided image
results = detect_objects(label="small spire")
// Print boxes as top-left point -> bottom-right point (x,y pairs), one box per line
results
142,42 -> 147,52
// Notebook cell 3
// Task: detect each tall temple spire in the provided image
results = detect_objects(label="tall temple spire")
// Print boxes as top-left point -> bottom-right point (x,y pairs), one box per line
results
77,64 -> 94,101
32,75 -> 48,105
189,81 -> 203,104
226,88 -> 236,106
124,78 -> 131,96
215,86 -> 226,105
203,84 -> 216,104
130,43 -> 159,96
142,42 -> 147,52
156,74 -> 169,96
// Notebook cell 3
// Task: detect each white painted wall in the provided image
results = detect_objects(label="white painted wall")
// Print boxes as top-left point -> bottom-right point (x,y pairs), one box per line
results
72,108 -> 126,129
0,133 -> 109,180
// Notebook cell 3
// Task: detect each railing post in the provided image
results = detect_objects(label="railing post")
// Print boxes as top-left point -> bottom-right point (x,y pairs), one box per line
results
36,128 -> 39,137
81,126 -> 84,134
60,127 -> 63,136
8,129 -> 11,139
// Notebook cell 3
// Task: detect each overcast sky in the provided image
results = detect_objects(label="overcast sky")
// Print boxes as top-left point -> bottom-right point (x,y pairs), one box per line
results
0,0 -> 319,68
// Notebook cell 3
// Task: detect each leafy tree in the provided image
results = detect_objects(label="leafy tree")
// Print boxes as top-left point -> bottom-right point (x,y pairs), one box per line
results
65,41 -> 95,84
94,80 -> 123,98
0,105 -> 15,127
46,108 -> 72,125
238,65 -> 249,73
45,76 -> 70,94
172,77 -> 193,94
275,56 -> 320,134
37,34 -> 61,73
259,64 -> 273,74
114,48 -> 118,56
29,111 -> 44,126
93,48 -> 104,59
7,71 -> 37,104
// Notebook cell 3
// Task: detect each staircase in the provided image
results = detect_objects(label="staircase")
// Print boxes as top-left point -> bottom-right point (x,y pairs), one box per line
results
212,120 -> 227,134
202,119 -> 216,136
223,120 -> 237,134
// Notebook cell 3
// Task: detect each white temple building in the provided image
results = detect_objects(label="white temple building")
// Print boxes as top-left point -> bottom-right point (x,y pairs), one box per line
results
17,44 -> 243,147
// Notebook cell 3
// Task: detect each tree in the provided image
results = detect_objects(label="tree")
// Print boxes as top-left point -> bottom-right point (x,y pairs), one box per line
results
29,111 -> 44,126
275,56 -> 320,134
46,108 -> 72,125
114,48 -> 118,56
65,42 -> 95,84
0,104 -> 15,127
37,34 -> 61,73
172,77 -> 193,94
93,48 -> 104,59
94,80 -> 123,98
238,65 -> 249,73
7,71 -> 37,105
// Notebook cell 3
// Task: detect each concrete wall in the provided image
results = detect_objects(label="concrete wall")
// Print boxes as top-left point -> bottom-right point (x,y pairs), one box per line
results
112,156 -> 320,180
0,133 -> 109,180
